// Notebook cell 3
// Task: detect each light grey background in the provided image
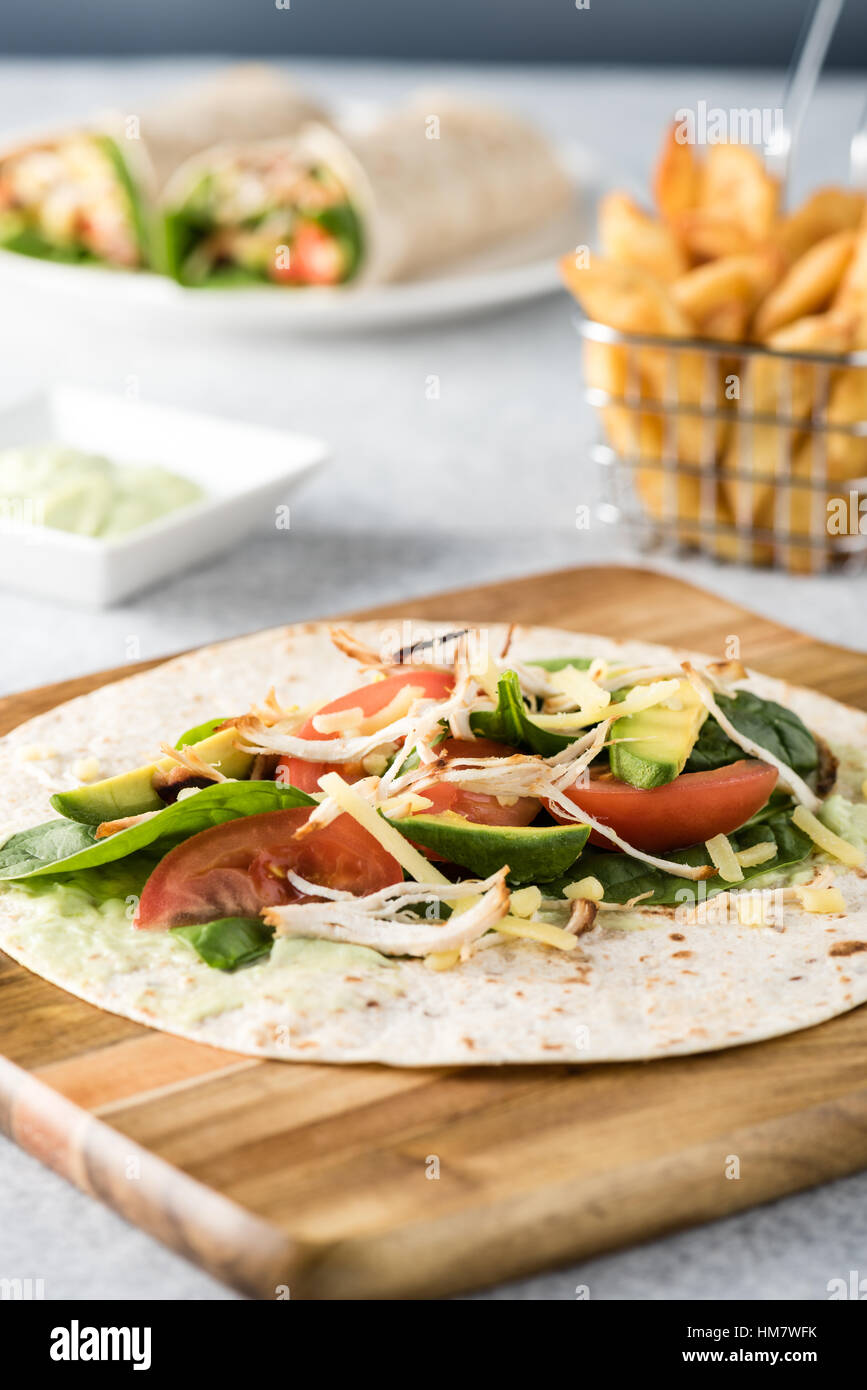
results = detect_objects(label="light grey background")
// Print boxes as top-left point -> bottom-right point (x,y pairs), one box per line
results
0,59 -> 866,1302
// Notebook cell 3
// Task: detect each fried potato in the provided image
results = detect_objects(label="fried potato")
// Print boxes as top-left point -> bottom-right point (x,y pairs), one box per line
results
826,364 -> 867,478
700,143 -> 780,242
672,252 -> 780,340
753,230 -> 857,338
761,436 -> 853,573
598,192 -> 688,283
653,123 -> 701,223
754,310 -> 856,421
670,209 -> 757,263
559,255 -> 689,337
563,124 -> 867,571
777,187 -> 865,265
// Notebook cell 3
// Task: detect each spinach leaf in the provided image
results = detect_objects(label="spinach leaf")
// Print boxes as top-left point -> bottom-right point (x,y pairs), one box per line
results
0,780 -> 315,882
685,692 -> 817,777
549,812 -> 812,906
470,670 -> 575,756
173,917 -> 274,971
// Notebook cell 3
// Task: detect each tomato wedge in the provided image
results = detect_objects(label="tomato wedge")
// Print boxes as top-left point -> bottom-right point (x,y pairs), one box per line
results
545,760 -> 778,853
416,738 -> 539,827
135,808 -> 401,930
280,666 -> 453,794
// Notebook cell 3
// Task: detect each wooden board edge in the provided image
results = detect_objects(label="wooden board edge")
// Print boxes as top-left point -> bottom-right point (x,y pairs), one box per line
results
293,1084 -> 867,1299
0,1054 -> 303,1299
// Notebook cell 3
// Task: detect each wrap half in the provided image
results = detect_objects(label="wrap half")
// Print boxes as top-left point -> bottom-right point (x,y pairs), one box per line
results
161,94 -> 572,287
0,66 -> 326,271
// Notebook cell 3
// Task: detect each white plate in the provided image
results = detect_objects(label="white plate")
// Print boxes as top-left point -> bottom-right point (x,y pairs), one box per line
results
0,386 -> 327,607
0,147 -> 600,332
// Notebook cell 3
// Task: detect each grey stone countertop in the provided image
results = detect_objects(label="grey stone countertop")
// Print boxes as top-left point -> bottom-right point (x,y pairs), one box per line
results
0,59 -> 864,1302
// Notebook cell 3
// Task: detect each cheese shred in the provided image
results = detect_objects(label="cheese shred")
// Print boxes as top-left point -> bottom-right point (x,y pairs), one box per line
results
792,805 -> 865,868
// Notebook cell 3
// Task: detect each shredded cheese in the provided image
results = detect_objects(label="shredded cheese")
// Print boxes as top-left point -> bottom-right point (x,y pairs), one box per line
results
509,886 -> 542,918
564,876 -> 604,901
735,840 -> 777,868
494,916 -> 579,951
72,757 -> 101,783
318,772 -> 447,884
469,652 -> 502,702
532,678 -> 680,733
795,885 -> 847,914
792,805 -> 865,868
546,665 -> 611,719
735,891 -> 776,927
425,949 -> 461,972
705,833 -> 744,883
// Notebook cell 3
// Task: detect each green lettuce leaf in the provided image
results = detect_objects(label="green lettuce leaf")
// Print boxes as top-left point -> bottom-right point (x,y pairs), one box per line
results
0,780 -> 315,882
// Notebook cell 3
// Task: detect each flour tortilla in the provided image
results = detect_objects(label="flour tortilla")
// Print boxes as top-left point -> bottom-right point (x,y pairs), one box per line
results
130,66 -> 327,193
163,94 -> 572,284
1,619 -> 866,1066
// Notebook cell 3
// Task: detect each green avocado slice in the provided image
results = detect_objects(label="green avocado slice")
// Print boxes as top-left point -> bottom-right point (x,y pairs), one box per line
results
386,811 -> 590,885
609,679 -> 708,789
50,726 -> 253,825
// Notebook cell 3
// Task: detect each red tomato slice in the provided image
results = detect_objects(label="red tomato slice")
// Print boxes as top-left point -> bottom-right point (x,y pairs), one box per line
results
135,807 -> 401,930
270,222 -> 343,286
279,667 -> 453,794
544,760 -> 778,853
418,738 -> 539,827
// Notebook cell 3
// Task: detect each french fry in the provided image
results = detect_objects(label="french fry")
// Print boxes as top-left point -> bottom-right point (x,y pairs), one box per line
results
753,230 -> 857,338
598,192 -> 688,283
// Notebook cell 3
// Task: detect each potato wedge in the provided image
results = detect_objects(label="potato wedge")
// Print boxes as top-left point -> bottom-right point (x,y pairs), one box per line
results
826,364 -> 867,478
653,123 -> 701,223
700,143 -> 780,242
559,255 -> 689,337
777,187 -> 865,265
754,230 -> 857,338
598,192 -> 688,283
672,252 -> 780,340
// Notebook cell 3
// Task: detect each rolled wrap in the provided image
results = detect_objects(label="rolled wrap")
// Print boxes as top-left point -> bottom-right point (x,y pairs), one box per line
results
0,66 -> 326,270
162,94 -> 572,287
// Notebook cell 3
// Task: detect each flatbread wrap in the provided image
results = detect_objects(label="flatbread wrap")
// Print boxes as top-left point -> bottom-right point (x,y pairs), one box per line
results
0,66 -> 325,271
161,94 -> 572,287
0,620 -> 865,1066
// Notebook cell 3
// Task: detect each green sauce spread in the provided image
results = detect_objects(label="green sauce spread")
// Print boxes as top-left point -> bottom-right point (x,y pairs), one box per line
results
0,446 -> 203,538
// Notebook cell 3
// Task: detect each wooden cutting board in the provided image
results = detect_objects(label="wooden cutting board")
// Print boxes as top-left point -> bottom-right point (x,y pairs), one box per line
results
1,564 -> 866,1301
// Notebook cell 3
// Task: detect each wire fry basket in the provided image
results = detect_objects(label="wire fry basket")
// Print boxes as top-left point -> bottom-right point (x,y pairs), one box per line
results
581,319 -> 867,573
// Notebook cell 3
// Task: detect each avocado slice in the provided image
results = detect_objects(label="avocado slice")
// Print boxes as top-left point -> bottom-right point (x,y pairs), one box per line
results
51,727 -> 253,824
610,679 -> 707,789
386,811 -> 590,884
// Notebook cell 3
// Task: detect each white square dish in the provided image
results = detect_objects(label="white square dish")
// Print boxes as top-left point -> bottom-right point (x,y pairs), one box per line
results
0,385 -> 327,607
